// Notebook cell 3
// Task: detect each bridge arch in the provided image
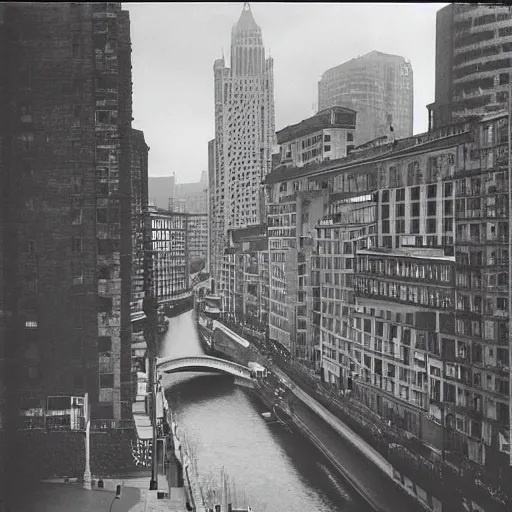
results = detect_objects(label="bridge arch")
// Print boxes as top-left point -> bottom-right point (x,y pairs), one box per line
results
156,355 -> 253,382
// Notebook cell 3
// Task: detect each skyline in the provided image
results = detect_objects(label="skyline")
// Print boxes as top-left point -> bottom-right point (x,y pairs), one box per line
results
126,2 -> 447,181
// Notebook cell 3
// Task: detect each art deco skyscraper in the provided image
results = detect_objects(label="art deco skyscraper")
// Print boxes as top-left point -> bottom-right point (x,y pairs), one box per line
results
210,3 -> 275,291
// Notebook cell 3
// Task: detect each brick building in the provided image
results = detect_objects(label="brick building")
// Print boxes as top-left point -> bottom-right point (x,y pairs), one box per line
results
0,2 -> 134,428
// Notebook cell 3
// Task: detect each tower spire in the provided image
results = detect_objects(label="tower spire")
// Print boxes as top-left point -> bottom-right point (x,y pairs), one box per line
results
243,2 -> 250,11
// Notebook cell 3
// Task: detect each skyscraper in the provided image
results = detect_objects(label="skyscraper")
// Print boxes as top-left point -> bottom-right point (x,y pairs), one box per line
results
427,4 -> 512,130
210,3 -> 275,294
0,2 -> 133,429
318,51 -> 413,147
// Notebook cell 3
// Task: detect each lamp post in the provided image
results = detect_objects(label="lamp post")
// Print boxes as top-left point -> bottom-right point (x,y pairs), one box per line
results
83,392 -> 92,490
143,206 -> 158,490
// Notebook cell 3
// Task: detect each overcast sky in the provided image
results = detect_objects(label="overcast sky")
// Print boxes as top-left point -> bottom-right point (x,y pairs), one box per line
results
125,2 -> 447,182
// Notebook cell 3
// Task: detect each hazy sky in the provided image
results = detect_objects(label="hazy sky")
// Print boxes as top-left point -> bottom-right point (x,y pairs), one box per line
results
126,2 -> 447,182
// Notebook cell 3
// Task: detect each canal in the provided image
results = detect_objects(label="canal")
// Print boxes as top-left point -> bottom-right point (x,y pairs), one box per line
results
160,310 -> 373,512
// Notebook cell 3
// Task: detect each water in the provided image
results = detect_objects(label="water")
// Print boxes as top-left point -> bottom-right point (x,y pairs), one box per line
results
161,310 -> 372,512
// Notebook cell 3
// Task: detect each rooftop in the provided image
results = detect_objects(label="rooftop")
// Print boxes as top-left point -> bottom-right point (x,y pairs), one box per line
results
233,2 -> 259,32
276,106 -> 357,144
264,117 -> 478,186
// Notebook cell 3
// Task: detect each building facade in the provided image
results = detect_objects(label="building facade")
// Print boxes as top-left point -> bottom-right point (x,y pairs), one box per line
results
0,2 -> 133,426
318,51 -> 413,147
211,3 -> 275,302
187,213 -> 208,266
149,207 -> 190,304
427,4 -> 512,130
262,108 -> 512,478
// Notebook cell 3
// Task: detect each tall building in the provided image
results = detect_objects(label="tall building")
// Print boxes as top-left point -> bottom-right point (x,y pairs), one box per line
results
0,2 -> 133,427
211,2 -> 276,300
318,51 -> 413,146
427,4 -> 512,130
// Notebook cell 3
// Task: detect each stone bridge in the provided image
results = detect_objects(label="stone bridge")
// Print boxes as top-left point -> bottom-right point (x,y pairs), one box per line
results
156,355 -> 254,388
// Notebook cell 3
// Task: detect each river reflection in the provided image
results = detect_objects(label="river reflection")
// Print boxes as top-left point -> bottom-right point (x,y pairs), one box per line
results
160,311 -> 372,512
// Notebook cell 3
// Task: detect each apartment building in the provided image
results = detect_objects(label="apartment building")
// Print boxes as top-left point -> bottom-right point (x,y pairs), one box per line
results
277,106 -> 356,167
222,225 -> 269,328
0,2 -> 133,425
315,195 -> 377,383
318,51 -> 413,146
309,113 -> 510,472
428,4 -> 512,129
263,109 -> 359,361
211,3 -> 275,302
188,213 -> 208,266
149,207 -> 190,304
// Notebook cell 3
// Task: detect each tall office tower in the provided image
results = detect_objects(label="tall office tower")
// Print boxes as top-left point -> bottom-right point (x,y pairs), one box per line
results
211,3 -> 276,294
0,2 -> 133,429
318,51 -> 413,147
427,5 -> 512,130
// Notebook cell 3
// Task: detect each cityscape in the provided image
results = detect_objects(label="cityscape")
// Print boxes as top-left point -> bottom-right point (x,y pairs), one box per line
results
2,3 -> 512,512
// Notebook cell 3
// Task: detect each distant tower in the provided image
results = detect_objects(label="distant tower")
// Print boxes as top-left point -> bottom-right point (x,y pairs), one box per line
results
318,51 -> 413,146
210,3 -> 275,289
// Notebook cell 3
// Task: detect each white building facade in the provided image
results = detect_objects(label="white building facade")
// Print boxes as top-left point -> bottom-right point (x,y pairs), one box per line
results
210,3 -> 276,301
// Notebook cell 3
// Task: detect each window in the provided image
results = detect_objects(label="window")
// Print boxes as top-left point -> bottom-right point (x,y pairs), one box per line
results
444,182 -> 453,197
412,202 -> 420,217
98,336 -> 112,355
72,262 -> 83,285
382,220 -> 390,234
72,300 -> 82,327
72,237 -> 82,253
347,133 -> 354,142
100,373 -> 114,388
396,204 -> 405,217
324,134 -> 331,142
70,176 -> 82,194
427,201 -> 437,216
381,205 -> 390,219
324,145 -> 331,152
411,187 -> 420,201
427,184 -> 437,198
427,218 -> 437,233
98,297 -> 113,313
71,208 -> 82,225
411,218 -> 420,234
396,188 -> 405,202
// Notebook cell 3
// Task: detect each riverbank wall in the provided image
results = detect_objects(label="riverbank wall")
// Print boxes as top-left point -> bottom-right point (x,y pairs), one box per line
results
9,427 -> 141,485
213,319 -> 511,512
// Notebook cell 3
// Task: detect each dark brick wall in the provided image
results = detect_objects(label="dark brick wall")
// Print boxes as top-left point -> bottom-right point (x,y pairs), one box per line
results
0,2 -> 135,421
118,9 -> 134,414
10,429 -> 140,484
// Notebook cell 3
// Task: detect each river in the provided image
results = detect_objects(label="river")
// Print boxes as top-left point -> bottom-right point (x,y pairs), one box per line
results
160,310 -> 373,512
